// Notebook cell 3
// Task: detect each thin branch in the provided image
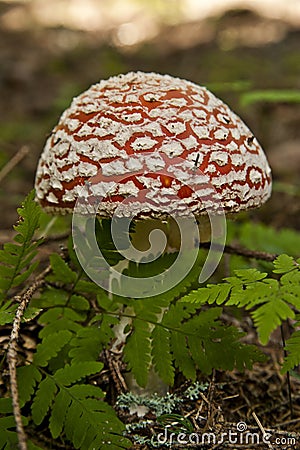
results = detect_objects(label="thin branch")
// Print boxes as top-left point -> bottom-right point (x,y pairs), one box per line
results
202,242 -> 277,262
7,266 -> 51,450
252,412 -> 274,450
0,146 -> 29,184
280,325 -> 294,418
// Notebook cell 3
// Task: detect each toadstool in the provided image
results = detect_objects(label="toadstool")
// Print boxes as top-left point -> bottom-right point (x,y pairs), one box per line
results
35,71 -> 272,252
34,71 -> 273,396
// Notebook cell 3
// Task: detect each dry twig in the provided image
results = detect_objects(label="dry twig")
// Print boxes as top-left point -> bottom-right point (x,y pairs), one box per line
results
7,266 -> 51,450
104,349 -> 128,394
0,146 -> 29,184
252,411 -> 274,449
202,242 -> 277,262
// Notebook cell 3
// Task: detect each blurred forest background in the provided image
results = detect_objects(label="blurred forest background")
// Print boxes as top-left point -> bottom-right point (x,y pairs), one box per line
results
0,0 -> 299,231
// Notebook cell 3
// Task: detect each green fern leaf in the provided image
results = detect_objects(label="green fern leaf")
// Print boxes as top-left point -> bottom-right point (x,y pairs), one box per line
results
207,284 -> 232,305
162,302 -> 198,380
75,278 -> 103,294
38,304 -> 86,329
281,269 -> 300,285
33,330 -> 73,367
280,273 -> 300,309
180,259 -> 300,348
204,325 -> 264,371
0,302 -> 17,325
48,253 -> 78,284
148,250 -> 205,303
14,190 -> 40,238
68,398 -> 130,449
32,376 -> 57,425
69,294 -> 90,311
176,287 -> 209,304
0,398 -> 13,414
0,400 -> 40,449
69,327 -> 106,363
11,262 -> 40,288
232,268 -> 268,283
54,361 -> 103,386
38,308 -> 82,337
188,333 -> 212,374
171,330 -> 196,380
0,190 -> 42,299
96,291 -> 118,311
49,388 -> 72,439
124,318 -> 151,387
0,415 -> 20,449
163,302 -> 198,326
273,254 -> 297,274
252,298 -> 295,345
68,384 -> 104,399
32,286 -> 68,309
17,365 -> 42,406
281,330 -> 300,373
182,284 -> 232,305
65,400 -> 87,447
133,297 -> 167,322
152,326 -> 174,385
49,383 -> 130,449
0,250 -> 19,265
183,308 -> 222,374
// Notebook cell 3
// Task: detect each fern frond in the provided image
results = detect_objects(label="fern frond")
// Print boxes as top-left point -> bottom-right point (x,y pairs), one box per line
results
0,301 -> 17,325
232,268 -> 268,283
152,326 -> 174,385
33,330 -> 73,367
181,257 -> 300,345
31,376 -> 57,425
273,254 -> 297,274
38,307 -> 82,337
48,253 -> 78,284
0,190 -> 41,301
49,388 -> 72,439
17,365 -> 42,406
170,329 -> 196,380
124,318 -> 151,387
133,297 -> 167,322
253,300 -> 295,345
0,400 -> 40,449
122,249 -> 204,302
0,415 -> 21,449
281,329 -> 300,373
69,327 -> 108,363
53,361 -> 103,386
159,303 -> 204,379
48,384 -> 130,449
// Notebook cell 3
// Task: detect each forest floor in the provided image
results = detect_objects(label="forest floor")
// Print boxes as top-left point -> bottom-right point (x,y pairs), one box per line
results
0,2 -> 300,449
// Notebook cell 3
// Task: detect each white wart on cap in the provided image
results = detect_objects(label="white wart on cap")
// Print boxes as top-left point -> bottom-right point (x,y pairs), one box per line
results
35,72 -> 272,218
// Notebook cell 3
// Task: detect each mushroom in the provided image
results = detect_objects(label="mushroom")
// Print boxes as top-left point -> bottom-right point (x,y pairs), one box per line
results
35,71 -> 272,255
35,71 -> 272,396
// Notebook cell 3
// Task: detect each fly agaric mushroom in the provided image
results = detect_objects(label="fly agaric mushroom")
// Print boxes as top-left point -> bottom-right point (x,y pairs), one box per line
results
35,72 -> 272,249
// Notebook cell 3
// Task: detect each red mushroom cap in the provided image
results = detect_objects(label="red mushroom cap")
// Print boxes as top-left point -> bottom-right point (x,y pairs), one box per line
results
35,72 -> 272,217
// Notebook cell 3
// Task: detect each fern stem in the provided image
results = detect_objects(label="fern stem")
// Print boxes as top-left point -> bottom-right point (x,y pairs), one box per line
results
7,266 -> 50,450
105,310 -> 184,335
280,325 -> 294,418
65,267 -> 84,307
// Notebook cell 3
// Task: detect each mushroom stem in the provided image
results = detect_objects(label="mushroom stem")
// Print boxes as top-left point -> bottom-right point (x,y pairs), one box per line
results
132,215 -> 212,254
